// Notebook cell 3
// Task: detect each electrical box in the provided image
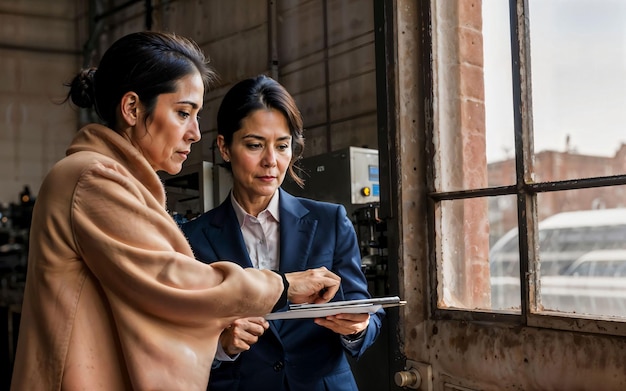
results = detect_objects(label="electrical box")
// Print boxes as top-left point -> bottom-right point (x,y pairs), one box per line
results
282,147 -> 379,217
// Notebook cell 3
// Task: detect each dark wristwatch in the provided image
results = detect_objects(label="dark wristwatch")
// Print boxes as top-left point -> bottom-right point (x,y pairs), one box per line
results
343,329 -> 365,341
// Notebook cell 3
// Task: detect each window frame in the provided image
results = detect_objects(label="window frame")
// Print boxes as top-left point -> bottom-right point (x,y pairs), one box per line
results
426,0 -> 626,337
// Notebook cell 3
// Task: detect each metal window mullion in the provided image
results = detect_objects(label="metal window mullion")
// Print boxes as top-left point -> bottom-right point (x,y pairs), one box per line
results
429,174 -> 626,202
510,0 -> 536,319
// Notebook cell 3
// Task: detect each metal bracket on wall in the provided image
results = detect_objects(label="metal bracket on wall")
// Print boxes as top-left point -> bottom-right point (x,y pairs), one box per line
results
394,360 -> 433,390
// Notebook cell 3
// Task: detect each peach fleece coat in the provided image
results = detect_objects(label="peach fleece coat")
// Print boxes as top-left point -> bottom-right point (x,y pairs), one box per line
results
10,124 -> 283,391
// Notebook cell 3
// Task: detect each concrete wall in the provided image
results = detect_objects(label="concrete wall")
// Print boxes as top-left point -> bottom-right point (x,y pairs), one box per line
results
0,0 -> 80,205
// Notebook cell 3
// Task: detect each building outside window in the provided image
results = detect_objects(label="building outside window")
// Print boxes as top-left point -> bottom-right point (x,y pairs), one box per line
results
429,0 -> 626,331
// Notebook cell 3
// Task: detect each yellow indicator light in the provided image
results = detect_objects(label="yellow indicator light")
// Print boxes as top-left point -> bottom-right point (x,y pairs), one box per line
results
361,187 -> 371,196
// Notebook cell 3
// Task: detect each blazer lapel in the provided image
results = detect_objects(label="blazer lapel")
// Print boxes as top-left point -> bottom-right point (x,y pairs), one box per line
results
203,198 -> 253,268
278,189 -> 317,273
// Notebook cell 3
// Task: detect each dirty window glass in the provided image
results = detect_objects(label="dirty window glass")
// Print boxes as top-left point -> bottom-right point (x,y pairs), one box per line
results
431,0 -> 626,321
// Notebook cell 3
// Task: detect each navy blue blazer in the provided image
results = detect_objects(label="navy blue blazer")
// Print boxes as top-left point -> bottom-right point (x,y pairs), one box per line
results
182,188 -> 384,391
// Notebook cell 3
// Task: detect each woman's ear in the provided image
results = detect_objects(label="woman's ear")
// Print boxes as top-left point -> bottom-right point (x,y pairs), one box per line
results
119,92 -> 140,127
217,135 -> 231,162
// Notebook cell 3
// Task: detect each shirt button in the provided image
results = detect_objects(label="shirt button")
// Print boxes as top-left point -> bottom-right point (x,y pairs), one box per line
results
273,361 -> 284,371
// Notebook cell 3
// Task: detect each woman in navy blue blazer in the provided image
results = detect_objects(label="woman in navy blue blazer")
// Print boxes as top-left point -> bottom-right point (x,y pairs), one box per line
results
182,75 -> 384,391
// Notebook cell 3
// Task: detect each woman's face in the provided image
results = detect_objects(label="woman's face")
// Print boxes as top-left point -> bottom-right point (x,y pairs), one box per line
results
218,108 -> 292,207
132,72 -> 204,174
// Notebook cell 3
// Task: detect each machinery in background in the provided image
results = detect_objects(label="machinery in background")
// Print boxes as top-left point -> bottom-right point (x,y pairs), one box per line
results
282,146 -> 380,217
159,161 -> 232,224
353,203 -> 388,296
0,186 -> 31,289
1,187 -> 33,389
282,147 -> 388,296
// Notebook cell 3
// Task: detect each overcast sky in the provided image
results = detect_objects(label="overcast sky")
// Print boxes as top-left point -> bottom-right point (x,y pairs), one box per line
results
483,0 -> 626,162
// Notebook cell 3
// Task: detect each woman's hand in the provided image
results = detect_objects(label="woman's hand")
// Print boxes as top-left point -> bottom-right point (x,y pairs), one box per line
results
220,317 -> 269,356
314,312 -> 370,337
285,266 -> 341,304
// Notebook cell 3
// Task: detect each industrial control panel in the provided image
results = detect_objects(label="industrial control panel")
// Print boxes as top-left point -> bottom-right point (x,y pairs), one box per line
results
282,146 -> 380,217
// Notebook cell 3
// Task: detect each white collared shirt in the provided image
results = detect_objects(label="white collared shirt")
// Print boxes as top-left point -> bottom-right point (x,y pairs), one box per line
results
230,191 -> 280,271
215,192 -> 282,363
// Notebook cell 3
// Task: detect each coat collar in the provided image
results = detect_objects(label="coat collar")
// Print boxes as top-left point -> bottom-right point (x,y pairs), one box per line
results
66,123 -> 166,208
